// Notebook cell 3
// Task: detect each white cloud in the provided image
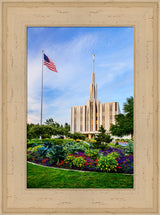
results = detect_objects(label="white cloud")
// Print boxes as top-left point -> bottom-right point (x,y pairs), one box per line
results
27,32 -> 98,125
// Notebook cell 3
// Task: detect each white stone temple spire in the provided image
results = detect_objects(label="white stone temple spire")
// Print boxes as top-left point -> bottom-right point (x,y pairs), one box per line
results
92,53 -> 95,83
90,52 -> 97,100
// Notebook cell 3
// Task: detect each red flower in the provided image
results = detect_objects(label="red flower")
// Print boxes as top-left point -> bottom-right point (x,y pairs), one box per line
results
58,160 -> 64,166
117,166 -> 122,169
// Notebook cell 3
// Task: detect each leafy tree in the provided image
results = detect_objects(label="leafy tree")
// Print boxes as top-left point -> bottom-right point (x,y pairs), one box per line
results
27,123 -> 36,139
110,96 -> 133,138
27,124 -> 57,139
45,118 -> 55,126
64,122 -> 70,131
27,120 -> 71,139
44,118 -> 61,128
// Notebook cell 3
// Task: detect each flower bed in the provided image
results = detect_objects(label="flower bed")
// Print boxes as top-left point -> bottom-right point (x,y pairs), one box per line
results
27,139 -> 133,174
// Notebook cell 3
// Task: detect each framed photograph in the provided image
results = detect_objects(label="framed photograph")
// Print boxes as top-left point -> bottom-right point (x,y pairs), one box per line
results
0,0 -> 159,214
27,26 -> 134,189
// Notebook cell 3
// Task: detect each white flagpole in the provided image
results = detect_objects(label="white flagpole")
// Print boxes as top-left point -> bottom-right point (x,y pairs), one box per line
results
40,50 -> 44,128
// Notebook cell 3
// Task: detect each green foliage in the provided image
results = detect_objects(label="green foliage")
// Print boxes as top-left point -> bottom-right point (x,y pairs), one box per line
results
62,140 -> 89,154
109,152 -> 121,159
76,141 -> 91,149
72,157 -> 86,168
124,140 -> 134,155
27,139 -> 43,148
27,123 -> 36,139
93,142 -> 109,150
27,124 -> 54,139
35,142 -> 54,159
27,138 -> 68,148
37,146 -> 49,159
84,149 -> 99,159
97,155 -> 118,172
46,145 -> 65,164
43,142 -> 53,148
93,126 -> 112,150
28,145 -> 43,153
27,119 -> 71,139
115,145 -> 122,149
95,125 -> 113,144
45,118 -> 58,127
107,142 -> 116,147
62,140 -> 77,147
110,96 -> 133,137
63,143 -> 87,154
51,138 -> 65,146
107,142 -> 122,149
64,122 -> 70,132
64,155 -> 75,167
67,132 -> 85,140
27,153 -> 32,160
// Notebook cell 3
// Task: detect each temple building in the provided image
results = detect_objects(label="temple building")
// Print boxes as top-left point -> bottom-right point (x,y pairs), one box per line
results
70,54 -> 120,139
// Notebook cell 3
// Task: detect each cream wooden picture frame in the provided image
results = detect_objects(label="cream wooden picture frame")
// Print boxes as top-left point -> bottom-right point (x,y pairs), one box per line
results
0,0 -> 159,214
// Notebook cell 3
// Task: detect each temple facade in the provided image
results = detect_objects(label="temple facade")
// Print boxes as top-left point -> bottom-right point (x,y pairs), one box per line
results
70,54 -> 120,139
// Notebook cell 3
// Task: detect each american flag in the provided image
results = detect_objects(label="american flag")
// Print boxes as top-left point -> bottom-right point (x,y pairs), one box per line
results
44,53 -> 58,73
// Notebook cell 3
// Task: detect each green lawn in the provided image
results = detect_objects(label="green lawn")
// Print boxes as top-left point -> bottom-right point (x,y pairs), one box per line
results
27,162 -> 133,188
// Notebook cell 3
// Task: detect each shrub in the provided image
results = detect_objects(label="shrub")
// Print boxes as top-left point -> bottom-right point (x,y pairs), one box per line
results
92,142 -> 109,150
107,142 -> 116,147
109,152 -> 121,159
63,143 -> 87,154
37,146 -> 50,159
77,141 -> 91,149
29,145 -> 43,153
91,139 -> 97,143
84,149 -> 99,159
97,155 -> 118,172
62,140 -> 76,147
64,155 -> 75,167
43,142 -> 53,148
115,145 -> 122,149
67,132 -> 85,140
27,147 -> 32,152
27,139 -> 43,148
27,138 -> 67,148
51,138 -> 65,146
124,141 -> 134,155
46,145 -> 65,165
27,153 -> 32,160
72,157 -> 86,168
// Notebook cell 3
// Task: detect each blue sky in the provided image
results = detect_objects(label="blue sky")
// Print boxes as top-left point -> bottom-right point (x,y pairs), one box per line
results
27,27 -> 134,125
